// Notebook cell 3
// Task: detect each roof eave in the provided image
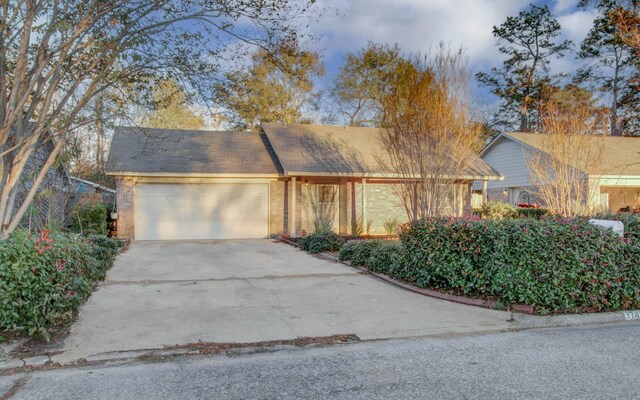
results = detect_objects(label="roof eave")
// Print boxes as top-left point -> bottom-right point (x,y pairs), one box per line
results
105,171 -> 281,178
285,171 -> 504,180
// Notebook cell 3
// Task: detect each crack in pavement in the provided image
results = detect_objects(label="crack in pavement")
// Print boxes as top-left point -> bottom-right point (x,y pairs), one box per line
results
0,376 -> 29,400
101,272 -> 362,286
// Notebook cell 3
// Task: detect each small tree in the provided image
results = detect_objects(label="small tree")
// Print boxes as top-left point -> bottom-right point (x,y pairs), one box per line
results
526,93 -> 607,217
216,41 -> 324,130
379,45 -> 483,220
329,42 -> 414,127
142,79 -> 205,130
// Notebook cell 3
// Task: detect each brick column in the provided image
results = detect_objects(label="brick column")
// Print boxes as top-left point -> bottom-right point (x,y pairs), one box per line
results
116,177 -> 135,239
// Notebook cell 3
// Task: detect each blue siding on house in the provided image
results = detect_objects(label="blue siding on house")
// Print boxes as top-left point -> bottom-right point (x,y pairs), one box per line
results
473,136 -> 533,191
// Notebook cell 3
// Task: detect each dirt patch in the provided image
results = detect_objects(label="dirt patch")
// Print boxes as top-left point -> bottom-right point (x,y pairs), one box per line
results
1,334 -> 361,376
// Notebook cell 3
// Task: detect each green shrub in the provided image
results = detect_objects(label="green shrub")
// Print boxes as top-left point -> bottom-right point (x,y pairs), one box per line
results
516,207 -> 549,219
70,202 -> 108,234
0,229 -> 119,339
298,232 -> 344,253
338,240 -> 386,266
399,217 -> 640,313
481,201 -> 518,220
366,242 -> 403,275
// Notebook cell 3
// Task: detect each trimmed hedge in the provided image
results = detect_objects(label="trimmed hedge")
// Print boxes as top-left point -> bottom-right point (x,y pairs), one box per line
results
339,240 -> 386,266
365,243 -> 403,275
516,208 -> 549,219
298,232 -> 344,253
481,201 -> 518,220
399,218 -> 640,314
71,202 -> 108,234
0,230 -> 120,339
339,240 -> 403,275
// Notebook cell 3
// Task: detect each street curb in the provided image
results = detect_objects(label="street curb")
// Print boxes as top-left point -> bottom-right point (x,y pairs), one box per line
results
2,314 -> 639,373
0,334 -> 361,375
512,309 -> 640,329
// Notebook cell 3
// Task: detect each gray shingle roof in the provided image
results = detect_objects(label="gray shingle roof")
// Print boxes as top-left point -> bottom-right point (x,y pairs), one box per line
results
504,132 -> 640,176
105,124 -> 502,180
261,122 -> 502,179
105,127 -> 281,175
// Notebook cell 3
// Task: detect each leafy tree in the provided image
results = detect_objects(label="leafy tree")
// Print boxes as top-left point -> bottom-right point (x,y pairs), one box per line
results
0,0 -> 317,238
476,4 -> 572,132
329,42 -> 414,126
142,79 -> 204,130
577,0 -> 637,136
216,41 -> 324,130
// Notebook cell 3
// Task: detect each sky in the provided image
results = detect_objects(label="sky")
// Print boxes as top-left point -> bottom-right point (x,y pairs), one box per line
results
309,0 -> 600,104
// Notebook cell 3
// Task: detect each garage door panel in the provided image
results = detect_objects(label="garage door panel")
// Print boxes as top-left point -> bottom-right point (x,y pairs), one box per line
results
134,183 -> 269,240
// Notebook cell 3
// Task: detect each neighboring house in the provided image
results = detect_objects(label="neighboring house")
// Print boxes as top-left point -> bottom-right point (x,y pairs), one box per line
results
105,123 -> 502,241
16,139 -> 72,229
69,176 -> 116,205
474,132 -> 640,212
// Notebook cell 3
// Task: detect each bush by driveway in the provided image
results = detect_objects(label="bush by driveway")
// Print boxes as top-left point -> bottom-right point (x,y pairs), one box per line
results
323,217 -> 640,314
0,230 -> 120,340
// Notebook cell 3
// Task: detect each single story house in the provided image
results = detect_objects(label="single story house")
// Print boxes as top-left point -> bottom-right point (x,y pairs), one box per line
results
105,123 -> 502,241
474,132 -> 640,212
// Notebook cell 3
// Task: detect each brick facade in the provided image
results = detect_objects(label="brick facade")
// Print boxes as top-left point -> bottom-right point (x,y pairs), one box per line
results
115,176 -> 475,239
115,177 -> 135,239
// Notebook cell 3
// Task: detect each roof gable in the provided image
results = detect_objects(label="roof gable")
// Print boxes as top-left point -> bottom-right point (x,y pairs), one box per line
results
261,122 -> 502,179
493,132 -> 640,176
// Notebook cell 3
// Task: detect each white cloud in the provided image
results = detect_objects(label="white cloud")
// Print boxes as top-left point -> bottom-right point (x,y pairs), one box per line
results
548,8 -> 597,75
316,0 -> 530,70
553,0 -> 577,14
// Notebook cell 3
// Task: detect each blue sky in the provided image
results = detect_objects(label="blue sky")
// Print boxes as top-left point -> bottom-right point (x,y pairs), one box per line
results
310,0 -> 599,104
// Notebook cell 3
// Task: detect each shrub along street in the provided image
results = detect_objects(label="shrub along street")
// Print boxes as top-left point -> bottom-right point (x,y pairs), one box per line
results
0,229 -> 121,340
307,215 -> 640,315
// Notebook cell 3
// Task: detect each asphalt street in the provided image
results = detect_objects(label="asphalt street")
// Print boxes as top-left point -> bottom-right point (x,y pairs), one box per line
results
2,322 -> 640,400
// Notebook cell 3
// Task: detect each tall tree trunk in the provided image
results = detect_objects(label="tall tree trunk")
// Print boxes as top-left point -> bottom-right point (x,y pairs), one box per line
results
520,97 -> 529,132
611,59 -> 622,136
95,95 -> 104,170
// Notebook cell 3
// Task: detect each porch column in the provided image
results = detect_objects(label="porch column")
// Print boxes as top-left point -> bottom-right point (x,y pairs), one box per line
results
290,176 -> 298,237
351,181 -> 357,224
482,179 -> 488,205
361,178 -> 367,225
339,177 -> 348,235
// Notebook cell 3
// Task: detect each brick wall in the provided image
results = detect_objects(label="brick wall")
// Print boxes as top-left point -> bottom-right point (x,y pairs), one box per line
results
270,179 -> 287,236
361,182 -> 408,235
115,177 -> 135,239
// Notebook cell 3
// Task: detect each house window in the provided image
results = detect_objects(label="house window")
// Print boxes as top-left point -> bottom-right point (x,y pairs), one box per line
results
317,185 -> 337,208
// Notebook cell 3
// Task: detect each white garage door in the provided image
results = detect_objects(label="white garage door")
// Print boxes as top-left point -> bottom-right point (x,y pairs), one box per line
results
134,183 -> 269,240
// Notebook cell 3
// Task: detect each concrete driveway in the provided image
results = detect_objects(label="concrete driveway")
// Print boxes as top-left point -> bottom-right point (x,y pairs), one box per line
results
56,240 -> 514,362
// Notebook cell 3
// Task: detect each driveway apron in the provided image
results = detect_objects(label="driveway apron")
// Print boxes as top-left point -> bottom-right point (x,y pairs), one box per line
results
55,240 -> 513,362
